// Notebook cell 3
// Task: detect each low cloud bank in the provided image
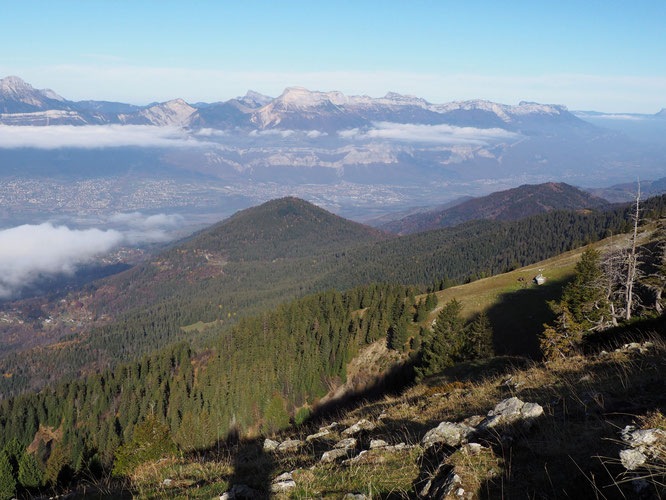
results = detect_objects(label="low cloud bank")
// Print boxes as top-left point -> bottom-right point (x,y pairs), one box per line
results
0,213 -> 181,298
339,122 -> 519,145
0,125 -> 208,149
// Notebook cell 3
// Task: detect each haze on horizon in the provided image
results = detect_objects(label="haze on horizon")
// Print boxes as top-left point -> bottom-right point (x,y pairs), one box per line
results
1,1 -> 665,113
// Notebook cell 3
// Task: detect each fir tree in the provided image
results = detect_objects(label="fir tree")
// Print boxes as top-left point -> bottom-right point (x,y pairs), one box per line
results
387,322 -> 409,352
414,300 -> 428,322
464,312 -> 494,359
416,299 -> 464,380
18,451 -> 43,489
0,452 -> 16,500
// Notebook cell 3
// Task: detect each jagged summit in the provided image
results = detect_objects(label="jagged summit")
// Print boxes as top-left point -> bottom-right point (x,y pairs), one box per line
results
657,108 -> 666,117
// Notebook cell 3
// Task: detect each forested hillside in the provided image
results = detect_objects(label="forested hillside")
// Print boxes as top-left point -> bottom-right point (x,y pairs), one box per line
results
1,195 -> 665,397
380,182 -> 608,235
0,283 -> 424,482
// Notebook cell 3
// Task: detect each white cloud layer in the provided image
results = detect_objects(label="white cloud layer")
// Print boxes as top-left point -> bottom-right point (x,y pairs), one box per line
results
0,125 -> 207,149
0,213 -> 181,298
339,122 -> 519,145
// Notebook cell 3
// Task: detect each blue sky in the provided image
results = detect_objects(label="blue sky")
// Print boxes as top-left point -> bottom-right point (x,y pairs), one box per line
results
1,1 -> 665,112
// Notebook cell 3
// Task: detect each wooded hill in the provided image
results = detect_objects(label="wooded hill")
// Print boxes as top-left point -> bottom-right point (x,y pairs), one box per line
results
0,198 -> 665,498
1,194 -> 665,397
380,182 -> 609,235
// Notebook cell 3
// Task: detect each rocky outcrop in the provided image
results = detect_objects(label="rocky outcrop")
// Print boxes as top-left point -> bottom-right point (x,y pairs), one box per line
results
480,397 -> 544,429
271,472 -> 297,493
422,421 -> 475,449
619,425 -> 666,470
263,438 -> 279,452
277,438 -> 303,452
342,419 -> 376,436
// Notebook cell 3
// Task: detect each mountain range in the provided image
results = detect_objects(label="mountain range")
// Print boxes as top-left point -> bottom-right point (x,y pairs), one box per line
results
0,75 -> 602,132
2,75 -> 666,224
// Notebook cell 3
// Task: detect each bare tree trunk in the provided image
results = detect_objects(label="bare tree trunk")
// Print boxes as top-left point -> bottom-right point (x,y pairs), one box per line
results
625,182 -> 641,321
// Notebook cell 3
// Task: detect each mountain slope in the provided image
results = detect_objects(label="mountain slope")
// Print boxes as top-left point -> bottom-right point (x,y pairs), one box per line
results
587,176 -> 666,203
185,196 -> 389,260
380,183 -> 609,235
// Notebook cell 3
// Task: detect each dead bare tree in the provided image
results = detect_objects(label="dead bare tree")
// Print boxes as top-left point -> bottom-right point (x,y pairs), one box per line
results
624,182 -> 641,320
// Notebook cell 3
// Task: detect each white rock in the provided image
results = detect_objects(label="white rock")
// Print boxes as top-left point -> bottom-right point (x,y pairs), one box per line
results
342,419 -> 375,436
278,438 -> 303,452
422,421 -> 474,448
369,439 -> 388,449
263,438 -> 279,452
321,448 -> 348,463
319,421 -> 339,432
620,448 -> 647,470
306,429 -> 331,442
334,438 -> 357,450
271,479 -> 297,493
273,471 -> 293,482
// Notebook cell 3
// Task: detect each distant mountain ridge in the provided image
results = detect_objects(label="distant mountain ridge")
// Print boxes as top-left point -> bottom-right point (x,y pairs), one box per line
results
587,177 -> 666,203
380,183 -> 609,235
0,75 -> 592,132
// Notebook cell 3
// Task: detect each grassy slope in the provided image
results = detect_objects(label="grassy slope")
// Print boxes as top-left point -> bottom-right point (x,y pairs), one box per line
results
419,231 -> 641,357
126,339 -> 666,500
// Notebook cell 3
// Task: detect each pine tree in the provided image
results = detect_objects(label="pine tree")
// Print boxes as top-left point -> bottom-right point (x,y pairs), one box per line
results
416,299 -> 464,380
112,414 -> 177,477
539,305 -> 582,360
261,394 -> 290,435
387,322 -> 409,352
18,451 -> 43,489
425,293 -> 438,311
561,248 -> 609,330
414,300 -> 428,322
0,452 -> 16,500
464,312 -> 494,359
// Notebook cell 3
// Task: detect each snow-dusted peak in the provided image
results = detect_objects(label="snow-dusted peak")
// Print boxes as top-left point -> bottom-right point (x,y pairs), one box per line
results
1,75 -> 35,95
118,98 -> 196,126
656,108 -> 666,117
39,88 -> 66,102
382,92 -> 429,106
239,90 -> 273,108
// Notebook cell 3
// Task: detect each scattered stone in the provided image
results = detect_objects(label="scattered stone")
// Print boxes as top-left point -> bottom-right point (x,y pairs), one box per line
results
420,467 -> 461,498
218,484 -> 258,500
422,421 -> 475,449
342,450 -> 370,465
620,448 -> 647,471
578,374 -> 592,382
273,472 -> 293,482
334,437 -> 358,450
481,397 -> 543,429
621,426 -> 666,449
305,429 -> 331,442
320,448 -> 349,463
263,438 -> 279,452
369,439 -> 388,449
462,442 -> 487,455
271,472 -> 297,493
277,438 -> 303,452
344,494 -> 367,500
378,412 -> 388,420
341,419 -> 375,436
162,478 -> 173,486
319,422 -> 339,432
462,415 -> 485,427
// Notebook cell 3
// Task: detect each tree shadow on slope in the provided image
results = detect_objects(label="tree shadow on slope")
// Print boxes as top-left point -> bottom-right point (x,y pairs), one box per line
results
307,358 -> 417,427
485,278 -> 569,358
